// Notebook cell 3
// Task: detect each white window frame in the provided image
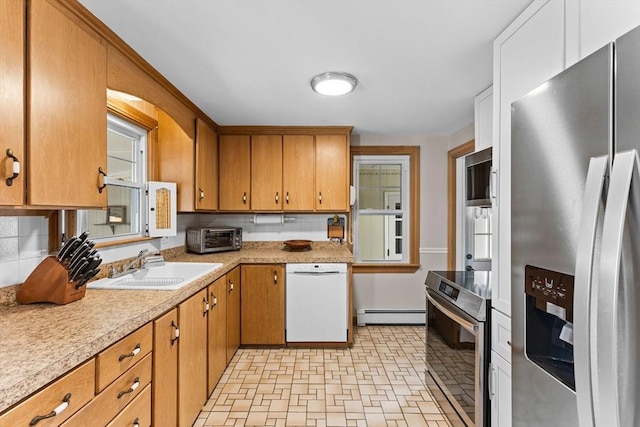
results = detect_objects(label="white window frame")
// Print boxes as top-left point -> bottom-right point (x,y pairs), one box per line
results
76,113 -> 148,243
352,155 -> 410,263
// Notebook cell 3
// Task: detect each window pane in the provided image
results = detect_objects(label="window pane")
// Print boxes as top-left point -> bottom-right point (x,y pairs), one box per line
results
85,186 -> 140,239
357,213 -> 404,261
358,164 -> 401,209
107,130 -> 136,181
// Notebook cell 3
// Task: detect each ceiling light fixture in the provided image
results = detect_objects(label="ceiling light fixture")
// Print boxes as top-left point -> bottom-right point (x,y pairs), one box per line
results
310,72 -> 358,96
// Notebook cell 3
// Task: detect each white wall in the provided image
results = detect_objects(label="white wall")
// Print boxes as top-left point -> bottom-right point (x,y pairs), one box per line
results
0,217 -> 49,287
349,133 -> 450,311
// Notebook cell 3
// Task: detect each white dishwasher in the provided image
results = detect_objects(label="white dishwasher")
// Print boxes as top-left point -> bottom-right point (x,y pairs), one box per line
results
286,263 -> 348,342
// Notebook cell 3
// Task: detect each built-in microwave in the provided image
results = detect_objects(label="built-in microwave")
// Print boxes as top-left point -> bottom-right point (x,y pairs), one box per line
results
186,227 -> 242,254
465,147 -> 492,207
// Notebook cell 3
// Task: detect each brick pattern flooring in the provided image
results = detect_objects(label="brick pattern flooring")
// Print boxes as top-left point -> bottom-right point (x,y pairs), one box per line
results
194,325 -> 455,427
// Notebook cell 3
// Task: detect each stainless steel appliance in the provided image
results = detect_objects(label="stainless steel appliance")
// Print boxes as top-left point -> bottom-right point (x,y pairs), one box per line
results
466,147 -> 492,207
425,270 -> 491,427
511,26 -> 640,427
186,226 -> 242,254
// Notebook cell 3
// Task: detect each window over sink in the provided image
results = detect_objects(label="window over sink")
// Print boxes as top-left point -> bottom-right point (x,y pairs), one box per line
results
76,113 -> 148,242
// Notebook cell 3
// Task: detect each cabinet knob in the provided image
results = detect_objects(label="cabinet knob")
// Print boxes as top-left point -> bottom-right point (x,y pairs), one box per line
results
203,297 -> 210,315
275,192 -> 279,204
274,271 -> 278,284
242,192 -> 247,204
211,292 -> 218,307
199,187 -> 205,200
229,281 -> 234,292
5,149 -> 20,187
318,192 -> 322,204
171,320 -> 180,345
118,343 -> 141,361
117,377 -> 140,399
286,192 -> 289,204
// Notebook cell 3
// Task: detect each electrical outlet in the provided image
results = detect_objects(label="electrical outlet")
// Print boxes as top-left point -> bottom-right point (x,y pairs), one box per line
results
161,236 -> 169,245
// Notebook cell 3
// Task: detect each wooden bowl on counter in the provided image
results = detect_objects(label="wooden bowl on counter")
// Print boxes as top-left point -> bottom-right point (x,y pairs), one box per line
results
283,240 -> 312,251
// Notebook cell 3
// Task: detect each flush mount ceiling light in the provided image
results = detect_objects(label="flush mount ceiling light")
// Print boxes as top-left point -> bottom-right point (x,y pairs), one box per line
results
310,72 -> 358,96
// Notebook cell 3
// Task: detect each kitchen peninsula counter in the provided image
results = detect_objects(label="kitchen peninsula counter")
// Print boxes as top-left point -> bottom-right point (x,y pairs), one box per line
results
0,242 -> 353,414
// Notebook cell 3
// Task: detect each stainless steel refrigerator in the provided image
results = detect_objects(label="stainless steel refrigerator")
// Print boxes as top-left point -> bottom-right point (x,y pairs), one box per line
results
511,26 -> 640,427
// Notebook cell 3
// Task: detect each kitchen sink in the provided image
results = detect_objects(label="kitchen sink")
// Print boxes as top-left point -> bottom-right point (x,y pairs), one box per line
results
88,262 -> 223,290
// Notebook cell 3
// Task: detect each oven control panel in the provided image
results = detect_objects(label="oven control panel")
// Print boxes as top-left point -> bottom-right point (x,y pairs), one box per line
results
438,281 -> 460,301
525,265 -> 574,322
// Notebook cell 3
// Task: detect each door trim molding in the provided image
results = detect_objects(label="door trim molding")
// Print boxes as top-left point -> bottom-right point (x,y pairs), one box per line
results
447,140 -> 475,270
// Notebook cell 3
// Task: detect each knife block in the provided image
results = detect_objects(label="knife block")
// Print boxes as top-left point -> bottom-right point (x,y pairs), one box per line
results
16,256 -> 87,305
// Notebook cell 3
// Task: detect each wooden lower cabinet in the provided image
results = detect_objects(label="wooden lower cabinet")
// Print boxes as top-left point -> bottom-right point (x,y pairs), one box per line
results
241,264 -> 285,345
226,267 -> 241,364
152,309 -> 179,427
62,355 -> 152,426
0,359 -> 95,427
178,289 -> 209,427
208,274 -> 228,395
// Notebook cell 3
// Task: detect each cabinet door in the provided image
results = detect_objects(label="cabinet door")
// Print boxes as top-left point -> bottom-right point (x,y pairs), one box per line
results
178,289 -> 208,427
493,0 -> 566,316
251,134 -> 283,210
315,135 -> 349,211
283,135 -> 315,211
29,0 -> 107,207
0,0 -> 24,206
219,135 -> 251,211
195,118 -> 218,211
157,110 -> 195,212
207,275 -> 227,395
152,309 -> 178,427
226,267 -> 241,364
474,86 -> 493,152
241,264 -> 285,345
490,352 -> 512,427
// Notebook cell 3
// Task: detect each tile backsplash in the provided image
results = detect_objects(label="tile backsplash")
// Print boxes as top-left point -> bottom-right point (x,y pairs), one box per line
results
0,217 -> 49,287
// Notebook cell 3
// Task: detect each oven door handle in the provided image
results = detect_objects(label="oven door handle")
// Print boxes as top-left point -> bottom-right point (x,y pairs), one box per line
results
426,290 -> 479,334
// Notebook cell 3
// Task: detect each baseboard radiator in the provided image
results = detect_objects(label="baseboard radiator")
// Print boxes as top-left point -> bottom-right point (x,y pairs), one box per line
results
356,309 -> 426,326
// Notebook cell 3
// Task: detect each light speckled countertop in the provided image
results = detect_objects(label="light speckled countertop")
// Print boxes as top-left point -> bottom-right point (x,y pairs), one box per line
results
0,242 -> 353,413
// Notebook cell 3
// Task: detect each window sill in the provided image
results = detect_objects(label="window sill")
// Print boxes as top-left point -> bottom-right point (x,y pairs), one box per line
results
93,236 -> 155,249
352,263 -> 421,274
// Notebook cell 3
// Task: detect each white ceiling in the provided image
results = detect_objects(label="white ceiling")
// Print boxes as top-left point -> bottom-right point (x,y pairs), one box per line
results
79,0 -> 532,136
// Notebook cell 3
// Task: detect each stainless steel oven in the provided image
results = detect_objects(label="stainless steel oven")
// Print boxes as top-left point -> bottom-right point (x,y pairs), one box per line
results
425,270 -> 491,427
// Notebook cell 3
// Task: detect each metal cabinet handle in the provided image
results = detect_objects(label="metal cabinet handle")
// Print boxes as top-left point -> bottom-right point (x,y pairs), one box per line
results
29,393 -> 71,426
171,320 -> 180,345
119,344 -> 141,361
275,192 -> 279,204
242,192 -> 247,204
98,167 -> 107,193
286,192 -> 289,204
5,149 -> 20,187
211,292 -> 218,307
203,297 -> 210,315
229,281 -> 234,292
117,377 -> 140,399
199,187 -> 205,200
274,271 -> 278,284
133,418 -> 140,427
318,192 -> 322,204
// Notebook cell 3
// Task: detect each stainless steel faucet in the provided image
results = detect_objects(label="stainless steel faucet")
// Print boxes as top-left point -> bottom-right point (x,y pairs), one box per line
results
108,249 -> 152,278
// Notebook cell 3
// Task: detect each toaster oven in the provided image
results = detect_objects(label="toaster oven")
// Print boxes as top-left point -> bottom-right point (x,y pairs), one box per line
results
186,227 -> 242,254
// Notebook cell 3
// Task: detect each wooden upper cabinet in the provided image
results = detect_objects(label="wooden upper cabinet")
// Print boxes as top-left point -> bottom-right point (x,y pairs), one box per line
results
195,119 -> 218,211
315,134 -> 349,211
157,110 -> 195,212
251,135 -> 282,211
0,0 -> 24,206
283,135 -> 315,211
219,135 -> 250,211
28,0 -> 107,207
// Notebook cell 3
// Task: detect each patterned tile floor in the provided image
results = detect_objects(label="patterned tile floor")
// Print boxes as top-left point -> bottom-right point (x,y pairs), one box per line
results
194,325 -> 457,427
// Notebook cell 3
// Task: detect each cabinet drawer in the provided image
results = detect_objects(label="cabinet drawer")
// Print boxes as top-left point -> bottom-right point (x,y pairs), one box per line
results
0,359 -> 95,427
491,308 -> 512,363
62,354 -> 152,427
106,384 -> 151,427
96,323 -> 152,392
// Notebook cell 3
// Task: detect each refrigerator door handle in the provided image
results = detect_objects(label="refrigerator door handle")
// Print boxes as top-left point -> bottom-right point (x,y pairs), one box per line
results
594,149 -> 638,427
573,155 -> 609,427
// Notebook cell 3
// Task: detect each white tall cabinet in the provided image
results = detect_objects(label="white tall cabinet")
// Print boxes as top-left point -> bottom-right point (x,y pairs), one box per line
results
490,1 -> 640,427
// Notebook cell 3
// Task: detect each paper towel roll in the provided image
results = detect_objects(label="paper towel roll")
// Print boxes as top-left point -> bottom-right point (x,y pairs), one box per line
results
252,214 -> 284,224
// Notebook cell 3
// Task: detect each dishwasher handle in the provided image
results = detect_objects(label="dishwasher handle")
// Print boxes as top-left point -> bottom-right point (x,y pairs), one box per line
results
289,271 -> 343,275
